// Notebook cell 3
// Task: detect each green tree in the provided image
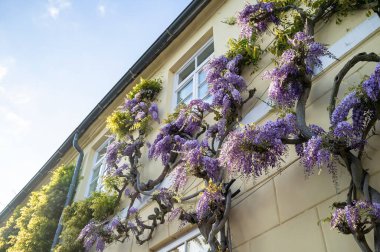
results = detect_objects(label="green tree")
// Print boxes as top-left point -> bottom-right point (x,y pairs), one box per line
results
0,164 -> 74,252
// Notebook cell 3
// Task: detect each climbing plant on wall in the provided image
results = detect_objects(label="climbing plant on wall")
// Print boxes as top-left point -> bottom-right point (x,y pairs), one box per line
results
54,192 -> 117,252
76,1 -> 380,252
0,164 -> 74,252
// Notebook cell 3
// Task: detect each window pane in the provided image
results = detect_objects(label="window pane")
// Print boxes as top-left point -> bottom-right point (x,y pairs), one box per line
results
92,165 -> 101,179
169,243 -> 185,252
89,180 -> 97,194
198,82 -> 208,100
178,59 -> 195,83
186,235 -> 210,252
197,42 -> 214,66
198,70 -> 206,84
177,80 -> 193,104
96,145 -> 107,163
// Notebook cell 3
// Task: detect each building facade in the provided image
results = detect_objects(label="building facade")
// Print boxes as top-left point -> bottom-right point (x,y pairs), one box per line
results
1,0 -> 380,251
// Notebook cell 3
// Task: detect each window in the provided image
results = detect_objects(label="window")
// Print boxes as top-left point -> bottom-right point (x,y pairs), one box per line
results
175,39 -> 214,106
87,140 -> 109,196
157,229 -> 210,252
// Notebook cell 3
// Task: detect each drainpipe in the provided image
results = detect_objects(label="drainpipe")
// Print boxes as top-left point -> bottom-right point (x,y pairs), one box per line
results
51,132 -> 84,251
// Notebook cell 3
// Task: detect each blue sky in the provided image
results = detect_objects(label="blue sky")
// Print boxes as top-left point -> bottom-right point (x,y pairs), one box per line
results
0,0 -> 191,211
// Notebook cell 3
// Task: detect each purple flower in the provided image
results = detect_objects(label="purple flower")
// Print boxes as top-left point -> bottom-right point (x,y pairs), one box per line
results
188,99 -> 211,112
123,142 -> 136,156
78,221 -> 96,240
219,114 -> 297,177
302,136 -> 335,177
124,98 -> 138,110
124,187 -> 136,197
333,121 -> 354,139
96,237 -> 105,252
362,63 -> 380,101
108,217 -> 121,231
128,207 -> 138,215
196,183 -> 223,221
203,156 -> 220,181
105,141 -> 120,168
226,54 -> 243,74
171,164 -> 188,191
168,208 -> 182,222
331,92 -> 360,126
237,2 -> 279,37
135,111 -> 146,121
264,60 -> 301,107
331,200 -> 380,233
205,54 -> 246,111
149,134 -> 173,165
149,102 -> 160,122
264,32 -> 331,107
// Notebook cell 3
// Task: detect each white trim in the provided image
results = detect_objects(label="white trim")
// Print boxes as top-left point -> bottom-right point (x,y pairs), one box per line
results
242,101 -> 272,125
85,139 -> 110,197
172,39 -> 214,110
157,228 -> 201,252
242,14 -> 380,125
317,14 -> 380,74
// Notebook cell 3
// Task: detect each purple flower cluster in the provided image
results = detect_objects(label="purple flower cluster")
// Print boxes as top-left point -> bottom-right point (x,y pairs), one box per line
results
331,201 -> 380,233
237,2 -> 279,38
331,92 -> 360,126
219,114 -> 297,177
128,207 -> 138,215
107,217 -> 122,231
265,63 -> 302,107
105,141 -> 121,168
329,90 -> 370,149
301,135 -> 335,177
78,221 -> 106,251
333,121 -> 363,148
288,32 -> 330,74
148,133 -> 174,166
180,140 -> 220,182
295,124 -> 326,158
155,188 -> 175,209
124,94 -> 160,124
196,182 -> 223,222
168,207 -> 182,222
264,32 -> 331,107
362,63 -> 380,101
329,63 -> 380,146
149,102 -> 160,122
96,237 -> 105,252
149,100 -> 210,165
333,121 -> 354,139
171,165 -> 188,191
104,140 -> 136,177
205,54 -> 246,115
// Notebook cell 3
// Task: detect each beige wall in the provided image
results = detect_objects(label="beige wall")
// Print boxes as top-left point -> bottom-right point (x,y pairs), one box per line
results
46,0 -> 380,251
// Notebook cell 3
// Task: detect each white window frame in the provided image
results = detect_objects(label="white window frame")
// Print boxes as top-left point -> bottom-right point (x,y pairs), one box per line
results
172,38 -> 214,109
86,139 -> 110,197
157,228 -> 207,252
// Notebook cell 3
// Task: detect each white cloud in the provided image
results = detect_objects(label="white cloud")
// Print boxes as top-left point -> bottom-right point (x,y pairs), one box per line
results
0,86 -> 32,105
47,0 -> 71,19
0,66 -> 8,81
0,106 -> 30,135
48,7 -> 60,19
98,4 -> 106,16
